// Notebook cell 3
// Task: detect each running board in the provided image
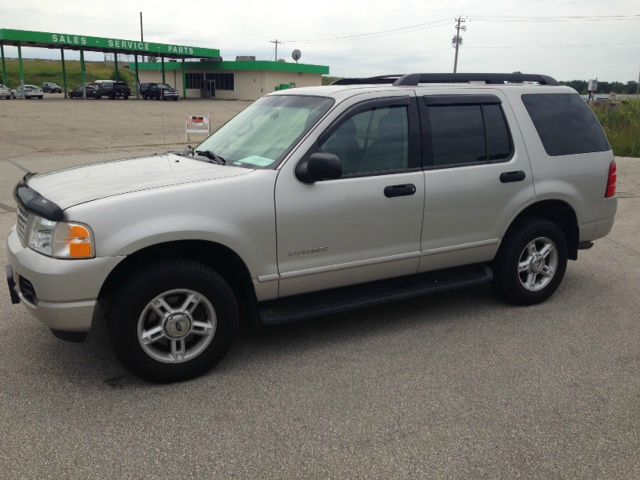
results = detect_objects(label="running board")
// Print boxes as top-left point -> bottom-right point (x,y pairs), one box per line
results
258,265 -> 493,326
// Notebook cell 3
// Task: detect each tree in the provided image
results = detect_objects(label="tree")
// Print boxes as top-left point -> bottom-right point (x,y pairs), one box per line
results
561,80 -> 587,94
625,81 -> 639,94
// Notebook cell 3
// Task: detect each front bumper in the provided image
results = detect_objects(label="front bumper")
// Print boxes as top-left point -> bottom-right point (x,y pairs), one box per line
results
6,227 -> 124,333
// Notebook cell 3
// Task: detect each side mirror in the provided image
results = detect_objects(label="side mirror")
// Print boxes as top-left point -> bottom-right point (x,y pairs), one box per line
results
295,153 -> 342,183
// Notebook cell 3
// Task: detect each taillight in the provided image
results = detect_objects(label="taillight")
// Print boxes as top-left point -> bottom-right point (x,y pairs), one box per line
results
605,160 -> 617,198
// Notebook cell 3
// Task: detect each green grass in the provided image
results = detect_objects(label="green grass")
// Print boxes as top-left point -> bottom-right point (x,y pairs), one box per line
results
1,58 -> 135,89
591,100 -> 640,158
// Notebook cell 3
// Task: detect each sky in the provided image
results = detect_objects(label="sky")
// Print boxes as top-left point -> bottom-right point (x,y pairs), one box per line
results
1,0 -> 639,82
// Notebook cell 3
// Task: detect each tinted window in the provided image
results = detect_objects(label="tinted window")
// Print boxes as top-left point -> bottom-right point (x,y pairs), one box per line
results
429,105 -> 486,166
522,93 -> 609,156
320,105 -> 409,176
484,104 -> 512,160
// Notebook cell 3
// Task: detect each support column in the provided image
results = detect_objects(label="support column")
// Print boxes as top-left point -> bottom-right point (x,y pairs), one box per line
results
114,52 -> 119,80
134,54 -> 140,99
1,44 -> 7,86
80,50 -> 86,100
182,58 -> 186,99
18,45 -> 25,100
60,48 -> 68,98
161,56 -> 165,84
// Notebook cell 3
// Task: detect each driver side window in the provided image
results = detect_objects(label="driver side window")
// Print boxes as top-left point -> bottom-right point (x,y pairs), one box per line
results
319,105 -> 409,177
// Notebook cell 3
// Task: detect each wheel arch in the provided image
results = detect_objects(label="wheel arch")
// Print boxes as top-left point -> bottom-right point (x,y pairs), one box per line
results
97,239 -> 259,326
500,199 -> 579,260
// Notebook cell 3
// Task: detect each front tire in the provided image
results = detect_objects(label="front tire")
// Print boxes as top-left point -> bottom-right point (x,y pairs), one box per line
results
108,259 -> 239,383
492,218 -> 568,305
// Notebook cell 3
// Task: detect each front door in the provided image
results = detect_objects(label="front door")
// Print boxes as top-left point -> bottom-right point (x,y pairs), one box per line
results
275,95 -> 425,297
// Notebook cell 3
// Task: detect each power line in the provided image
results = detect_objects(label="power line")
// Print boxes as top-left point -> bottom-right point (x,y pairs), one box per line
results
278,12 -> 640,47
282,17 -> 451,44
472,13 -> 640,22
466,41 -> 640,49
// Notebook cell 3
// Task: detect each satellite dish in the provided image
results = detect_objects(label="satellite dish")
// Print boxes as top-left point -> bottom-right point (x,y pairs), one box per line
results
292,49 -> 302,63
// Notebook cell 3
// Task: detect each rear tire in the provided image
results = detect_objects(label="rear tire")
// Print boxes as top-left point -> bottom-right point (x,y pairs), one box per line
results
492,218 -> 568,305
108,259 -> 239,383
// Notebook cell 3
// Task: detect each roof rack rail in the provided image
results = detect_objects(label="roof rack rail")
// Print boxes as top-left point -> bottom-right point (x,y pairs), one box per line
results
331,75 -> 403,85
392,73 -> 559,86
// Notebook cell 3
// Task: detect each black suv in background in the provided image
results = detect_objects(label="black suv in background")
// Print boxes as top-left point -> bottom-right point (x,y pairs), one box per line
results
42,82 -> 62,93
93,80 -> 131,99
140,83 -> 179,101
69,84 -> 99,98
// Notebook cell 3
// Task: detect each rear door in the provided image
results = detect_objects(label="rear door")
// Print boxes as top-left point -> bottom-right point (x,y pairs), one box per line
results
418,90 -> 535,271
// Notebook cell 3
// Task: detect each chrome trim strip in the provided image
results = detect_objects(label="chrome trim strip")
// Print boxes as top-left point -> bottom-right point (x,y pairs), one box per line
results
421,238 -> 499,256
279,251 -> 421,280
256,274 -> 280,283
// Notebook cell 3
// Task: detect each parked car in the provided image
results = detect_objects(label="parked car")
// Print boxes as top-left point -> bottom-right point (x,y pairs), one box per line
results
42,82 -> 63,93
10,84 -> 44,99
140,82 -> 179,101
69,84 -> 100,98
92,80 -> 131,99
0,84 -> 11,99
6,72 -> 617,383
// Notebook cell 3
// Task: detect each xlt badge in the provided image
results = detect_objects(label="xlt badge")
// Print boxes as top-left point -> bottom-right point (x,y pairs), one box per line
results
287,246 -> 328,256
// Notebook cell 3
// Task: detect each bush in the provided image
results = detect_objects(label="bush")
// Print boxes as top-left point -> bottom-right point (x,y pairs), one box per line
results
591,100 -> 640,158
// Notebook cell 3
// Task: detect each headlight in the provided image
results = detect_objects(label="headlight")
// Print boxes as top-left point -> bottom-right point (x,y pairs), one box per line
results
27,216 -> 95,259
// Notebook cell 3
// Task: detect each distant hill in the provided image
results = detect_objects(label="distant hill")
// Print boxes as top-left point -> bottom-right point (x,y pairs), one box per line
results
1,58 -> 135,89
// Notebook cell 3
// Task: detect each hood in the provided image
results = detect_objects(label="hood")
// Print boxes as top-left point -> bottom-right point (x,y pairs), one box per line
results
27,153 -> 253,209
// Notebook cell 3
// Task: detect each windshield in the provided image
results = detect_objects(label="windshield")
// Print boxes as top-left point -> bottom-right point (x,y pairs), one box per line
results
195,95 -> 334,169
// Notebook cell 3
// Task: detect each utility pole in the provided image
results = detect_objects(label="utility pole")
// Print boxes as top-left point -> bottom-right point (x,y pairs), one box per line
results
452,16 -> 466,74
140,12 -> 144,42
269,39 -> 282,61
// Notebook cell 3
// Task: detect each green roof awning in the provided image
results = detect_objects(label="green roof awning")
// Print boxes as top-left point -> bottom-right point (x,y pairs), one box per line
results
0,28 -> 220,59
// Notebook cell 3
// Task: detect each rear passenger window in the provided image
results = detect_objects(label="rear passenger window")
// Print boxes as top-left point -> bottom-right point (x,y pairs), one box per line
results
522,93 -> 610,156
429,105 -> 485,166
484,104 -> 511,160
427,103 -> 512,167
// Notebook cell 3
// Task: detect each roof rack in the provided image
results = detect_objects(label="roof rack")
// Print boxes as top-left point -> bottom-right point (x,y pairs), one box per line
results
331,75 -> 403,85
332,73 -> 559,87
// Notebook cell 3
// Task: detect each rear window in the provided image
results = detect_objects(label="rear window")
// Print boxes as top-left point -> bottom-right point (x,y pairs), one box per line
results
521,93 -> 610,156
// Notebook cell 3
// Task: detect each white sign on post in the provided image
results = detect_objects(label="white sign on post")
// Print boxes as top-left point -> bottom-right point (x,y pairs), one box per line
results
185,114 -> 211,142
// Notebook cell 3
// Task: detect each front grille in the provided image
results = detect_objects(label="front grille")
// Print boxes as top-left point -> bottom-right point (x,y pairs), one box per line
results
16,204 -> 29,243
19,275 -> 38,305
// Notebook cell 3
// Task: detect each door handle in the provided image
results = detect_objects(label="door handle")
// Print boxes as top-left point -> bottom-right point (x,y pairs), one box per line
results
500,170 -> 526,183
384,184 -> 416,198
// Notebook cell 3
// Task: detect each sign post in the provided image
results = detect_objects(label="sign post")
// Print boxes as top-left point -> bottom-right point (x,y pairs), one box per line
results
587,78 -> 598,102
185,114 -> 211,142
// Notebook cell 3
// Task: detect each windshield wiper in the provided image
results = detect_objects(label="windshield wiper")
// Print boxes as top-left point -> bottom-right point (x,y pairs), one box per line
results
195,149 -> 226,165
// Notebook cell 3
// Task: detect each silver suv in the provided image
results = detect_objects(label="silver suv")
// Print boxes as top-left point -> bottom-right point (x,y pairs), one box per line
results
6,73 -> 617,382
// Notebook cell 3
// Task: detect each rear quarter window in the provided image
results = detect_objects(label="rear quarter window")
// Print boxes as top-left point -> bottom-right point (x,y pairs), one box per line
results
521,93 -> 610,156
